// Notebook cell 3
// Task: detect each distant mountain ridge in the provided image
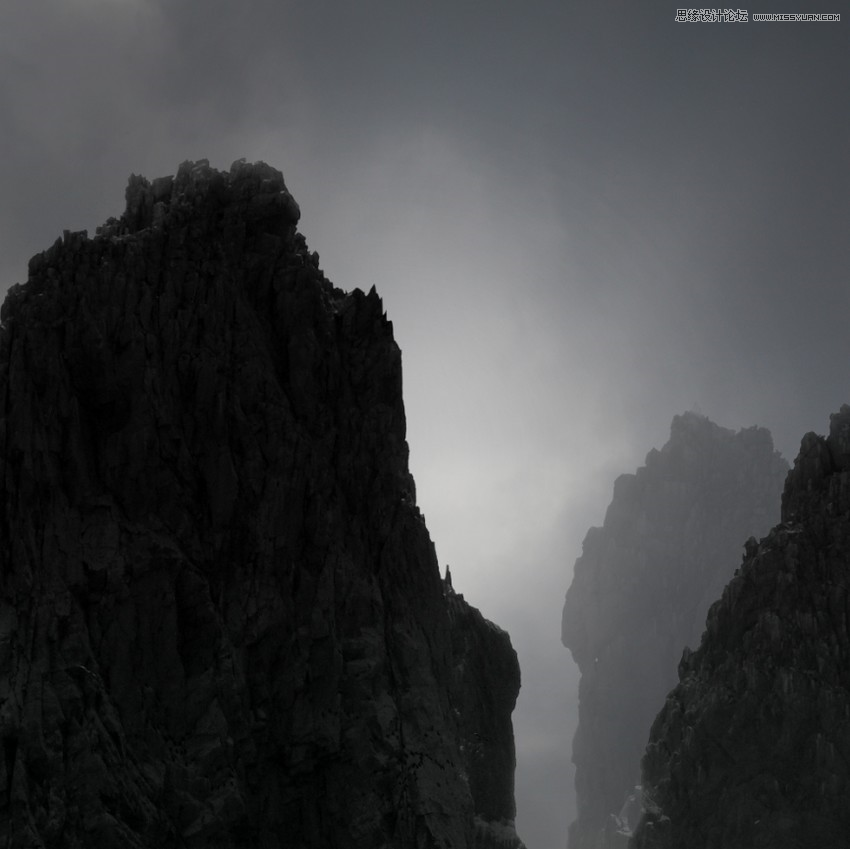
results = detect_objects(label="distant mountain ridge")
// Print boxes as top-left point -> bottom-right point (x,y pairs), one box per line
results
634,405 -> 850,849
0,159 -> 525,848
562,412 -> 788,849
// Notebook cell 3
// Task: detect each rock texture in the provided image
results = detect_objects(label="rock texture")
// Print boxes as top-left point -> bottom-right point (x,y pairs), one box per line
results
633,406 -> 850,849
0,159 -> 525,848
562,412 -> 788,849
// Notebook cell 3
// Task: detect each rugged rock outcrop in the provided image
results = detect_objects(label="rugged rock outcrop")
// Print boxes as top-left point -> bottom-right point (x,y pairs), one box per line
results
562,413 -> 788,849
0,159 -> 525,848
633,406 -> 850,849
445,583 -> 523,849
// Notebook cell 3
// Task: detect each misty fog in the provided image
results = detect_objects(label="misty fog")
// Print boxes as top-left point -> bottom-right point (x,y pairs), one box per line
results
1,2 -> 847,846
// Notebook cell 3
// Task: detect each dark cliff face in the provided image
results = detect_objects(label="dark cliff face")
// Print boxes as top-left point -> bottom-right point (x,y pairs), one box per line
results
446,586 -> 523,849
562,412 -> 788,849
0,159 -> 524,849
634,405 -> 850,849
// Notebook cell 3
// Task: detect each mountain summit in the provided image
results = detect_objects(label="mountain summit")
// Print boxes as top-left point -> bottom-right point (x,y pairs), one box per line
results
0,160 -> 524,848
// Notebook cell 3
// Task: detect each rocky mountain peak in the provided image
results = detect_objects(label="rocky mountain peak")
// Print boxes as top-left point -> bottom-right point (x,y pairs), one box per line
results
781,403 -> 850,522
0,160 -> 525,848
122,159 -> 300,236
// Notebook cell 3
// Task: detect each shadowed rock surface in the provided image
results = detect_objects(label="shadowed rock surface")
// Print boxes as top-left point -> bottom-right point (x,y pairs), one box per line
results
633,405 -> 850,849
562,412 -> 788,849
0,159 -> 525,848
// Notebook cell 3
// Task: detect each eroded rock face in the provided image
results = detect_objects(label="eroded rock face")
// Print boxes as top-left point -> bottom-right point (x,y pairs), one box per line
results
634,406 -> 850,849
562,413 -> 788,849
0,159 -> 524,848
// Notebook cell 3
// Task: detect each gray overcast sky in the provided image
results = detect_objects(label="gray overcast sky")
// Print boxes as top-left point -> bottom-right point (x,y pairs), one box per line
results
2,2 -> 848,847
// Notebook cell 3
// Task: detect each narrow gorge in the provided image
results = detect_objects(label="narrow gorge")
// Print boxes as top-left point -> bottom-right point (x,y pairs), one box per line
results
562,413 -> 788,848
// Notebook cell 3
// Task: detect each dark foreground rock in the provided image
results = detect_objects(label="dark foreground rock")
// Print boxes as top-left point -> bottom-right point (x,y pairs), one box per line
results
633,406 -> 850,849
562,413 -> 787,849
0,159 -> 525,848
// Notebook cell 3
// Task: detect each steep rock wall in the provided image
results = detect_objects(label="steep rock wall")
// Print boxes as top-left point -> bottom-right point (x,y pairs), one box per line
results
446,585 -> 523,849
634,406 -> 850,849
0,159 -> 524,849
562,413 -> 788,849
